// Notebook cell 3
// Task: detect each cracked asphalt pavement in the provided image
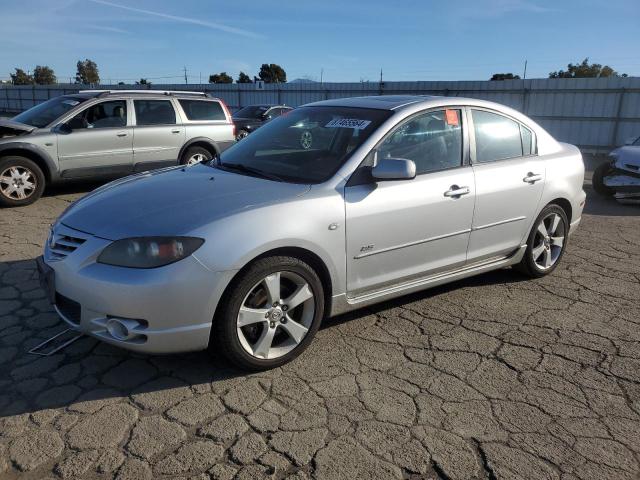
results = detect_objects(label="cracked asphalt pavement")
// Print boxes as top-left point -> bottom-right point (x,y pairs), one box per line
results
0,162 -> 639,480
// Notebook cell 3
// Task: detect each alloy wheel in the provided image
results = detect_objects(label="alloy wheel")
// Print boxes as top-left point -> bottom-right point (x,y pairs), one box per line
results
236,271 -> 315,359
187,153 -> 207,166
0,166 -> 37,200
532,212 -> 565,270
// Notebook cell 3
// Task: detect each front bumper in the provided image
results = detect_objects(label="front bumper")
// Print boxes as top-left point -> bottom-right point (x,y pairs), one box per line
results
41,224 -> 235,354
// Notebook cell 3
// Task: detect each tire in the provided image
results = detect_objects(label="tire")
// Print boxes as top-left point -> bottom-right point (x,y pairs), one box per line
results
592,162 -> 615,196
211,256 -> 325,371
236,130 -> 249,141
516,204 -> 569,278
180,146 -> 213,166
0,156 -> 45,207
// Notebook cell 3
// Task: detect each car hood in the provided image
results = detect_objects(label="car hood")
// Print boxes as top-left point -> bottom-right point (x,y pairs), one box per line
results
610,146 -> 640,172
60,165 -> 310,240
0,119 -> 35,138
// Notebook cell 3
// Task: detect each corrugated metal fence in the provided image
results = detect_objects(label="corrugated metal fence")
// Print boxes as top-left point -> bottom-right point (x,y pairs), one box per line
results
2,77 -> 639,152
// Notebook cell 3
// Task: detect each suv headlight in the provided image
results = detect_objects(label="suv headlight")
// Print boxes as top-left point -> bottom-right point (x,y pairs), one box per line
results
97,237 -> 204,268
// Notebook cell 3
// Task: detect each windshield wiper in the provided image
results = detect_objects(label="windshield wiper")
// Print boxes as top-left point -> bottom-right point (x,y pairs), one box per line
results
218,162 -> 284,182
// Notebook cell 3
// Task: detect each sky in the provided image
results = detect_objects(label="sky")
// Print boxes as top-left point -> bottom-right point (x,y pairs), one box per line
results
1,0 -> 638,83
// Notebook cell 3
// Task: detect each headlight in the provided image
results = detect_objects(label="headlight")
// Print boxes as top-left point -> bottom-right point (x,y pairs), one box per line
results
97,237 -> 204,268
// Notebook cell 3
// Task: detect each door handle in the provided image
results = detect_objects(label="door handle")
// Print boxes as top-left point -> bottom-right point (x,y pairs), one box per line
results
171,129 -> 181,134
444,185 -> 470,198
116,132 -> 127,137
523,172 -> 542,184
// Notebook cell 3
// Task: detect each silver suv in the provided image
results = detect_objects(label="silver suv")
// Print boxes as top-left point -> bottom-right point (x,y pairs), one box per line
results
0,90 -> 235,207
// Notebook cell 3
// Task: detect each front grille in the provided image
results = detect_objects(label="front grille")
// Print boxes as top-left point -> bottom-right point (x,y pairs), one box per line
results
47,224 -> 89,260
55,292 -> 81,325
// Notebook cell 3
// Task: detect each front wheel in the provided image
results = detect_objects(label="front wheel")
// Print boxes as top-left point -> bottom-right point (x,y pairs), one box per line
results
211,256 -> 325,370
516,205 -> 568,278
592,162 -> 615,196
0,156 -> 45,207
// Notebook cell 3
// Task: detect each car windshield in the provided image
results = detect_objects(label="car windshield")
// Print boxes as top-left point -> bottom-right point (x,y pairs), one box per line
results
218,106 -> 391,184
13,95 -> 89,128
233,105 -> 270,119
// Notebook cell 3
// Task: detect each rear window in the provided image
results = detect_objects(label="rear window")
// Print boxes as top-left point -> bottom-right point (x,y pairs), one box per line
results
134,100 -> 176,126
178,99 -> 226,121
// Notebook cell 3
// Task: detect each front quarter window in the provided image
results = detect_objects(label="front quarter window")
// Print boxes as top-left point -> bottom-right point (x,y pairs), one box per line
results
219,106 -> 391,183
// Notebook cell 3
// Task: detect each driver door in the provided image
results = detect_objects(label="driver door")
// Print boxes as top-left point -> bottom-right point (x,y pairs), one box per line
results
345,108 -> 475,296
57,99 -> 133,179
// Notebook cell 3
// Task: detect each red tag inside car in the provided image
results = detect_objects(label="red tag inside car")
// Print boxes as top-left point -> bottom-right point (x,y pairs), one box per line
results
445,109 -> 459,126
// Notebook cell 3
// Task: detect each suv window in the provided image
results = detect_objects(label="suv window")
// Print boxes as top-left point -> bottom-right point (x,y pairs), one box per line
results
134,100 -> 176,126
68,100 -> 127,130
377,109 -> 463,174
472,109 -> 523,163
13,95 -> 89,128
178,99 -> 226,121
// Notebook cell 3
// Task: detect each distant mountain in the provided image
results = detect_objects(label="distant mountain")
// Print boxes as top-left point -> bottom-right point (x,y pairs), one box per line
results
289,78 -> 319,84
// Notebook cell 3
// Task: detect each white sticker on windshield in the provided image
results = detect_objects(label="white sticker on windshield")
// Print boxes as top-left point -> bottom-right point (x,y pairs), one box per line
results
325,118 -> 371,130
62,100 -> 80,106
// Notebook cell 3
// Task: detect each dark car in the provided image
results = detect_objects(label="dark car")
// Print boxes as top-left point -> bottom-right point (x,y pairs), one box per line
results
232,104 -> 292,141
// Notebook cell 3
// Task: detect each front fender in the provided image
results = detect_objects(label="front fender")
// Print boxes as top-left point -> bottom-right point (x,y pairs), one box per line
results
191,189 -> 347,297
0,141 -> 59,181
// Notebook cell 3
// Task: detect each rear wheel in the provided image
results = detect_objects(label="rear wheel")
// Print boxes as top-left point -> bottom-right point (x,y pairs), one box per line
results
516,204 -> 568,278
0,156 -> 45,207
211,256 -> 324,370
181,146 -> 213,166
592,162 -> 615,196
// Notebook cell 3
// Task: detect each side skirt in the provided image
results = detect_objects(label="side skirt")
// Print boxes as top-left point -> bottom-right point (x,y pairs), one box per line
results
328,245 -> 527,317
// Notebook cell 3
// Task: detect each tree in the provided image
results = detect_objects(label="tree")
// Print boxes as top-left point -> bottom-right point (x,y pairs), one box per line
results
75,59 -> 100,84
33,65 -> 57,85
237,71 -> 252,83
136,78 -> 151,85
208,72 -> 233,84
490,73 -> 521,81
258,63 -> 286,83
549,58 -> 625,78
10,68 -> 33,85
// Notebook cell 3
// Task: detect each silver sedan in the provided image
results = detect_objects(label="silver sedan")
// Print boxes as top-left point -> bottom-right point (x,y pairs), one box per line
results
39,95 -> 585,370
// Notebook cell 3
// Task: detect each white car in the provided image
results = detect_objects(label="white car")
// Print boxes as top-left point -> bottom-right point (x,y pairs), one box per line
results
593,135 -> 640,203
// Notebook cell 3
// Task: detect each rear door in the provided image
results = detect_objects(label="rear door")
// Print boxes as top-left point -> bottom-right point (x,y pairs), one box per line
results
57,99 -> 133,178
467,108 -> 545,262
345,108 -> 475,296
132,99 -> 185,171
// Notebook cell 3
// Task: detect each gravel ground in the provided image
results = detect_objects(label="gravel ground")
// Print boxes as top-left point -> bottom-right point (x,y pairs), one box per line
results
0,160 -> 639,480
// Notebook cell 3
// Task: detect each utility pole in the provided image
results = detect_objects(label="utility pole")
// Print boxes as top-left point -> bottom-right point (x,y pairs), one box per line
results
320,68 -> 323,84
380,68 -> 383,84
183,66 -> 188,84
523,60 -> 528,80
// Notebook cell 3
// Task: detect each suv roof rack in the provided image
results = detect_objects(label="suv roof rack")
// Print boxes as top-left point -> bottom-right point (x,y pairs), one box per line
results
78,90 -> 211,98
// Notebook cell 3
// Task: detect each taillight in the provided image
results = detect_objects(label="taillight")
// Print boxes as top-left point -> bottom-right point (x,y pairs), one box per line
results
220,100 -> 234,136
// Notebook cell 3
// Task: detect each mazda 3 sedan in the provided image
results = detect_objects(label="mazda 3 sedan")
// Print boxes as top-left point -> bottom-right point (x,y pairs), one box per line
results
39,95 -> 585,370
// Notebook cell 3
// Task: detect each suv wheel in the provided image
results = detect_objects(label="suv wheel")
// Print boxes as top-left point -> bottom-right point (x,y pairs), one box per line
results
516,204 -> 568,278
0,156 -> 45,207
181,146 -> 213,166
211,256 -> 324,370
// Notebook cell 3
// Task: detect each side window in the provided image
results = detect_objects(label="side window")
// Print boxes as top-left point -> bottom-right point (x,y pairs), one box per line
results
178,99 -> 226,121
266,108 -> 281,119
377,109 -> 463,175
134,100 -> 176,126
471,109 -> 522,163
520,124 -> 534,155
68,100 -> 127,129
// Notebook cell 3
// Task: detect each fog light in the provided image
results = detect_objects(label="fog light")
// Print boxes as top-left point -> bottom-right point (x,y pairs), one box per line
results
105,318 -> 142,341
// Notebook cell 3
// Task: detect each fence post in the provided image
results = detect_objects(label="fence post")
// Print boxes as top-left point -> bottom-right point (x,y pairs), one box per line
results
610,88 -> 626,148
238,84 -> 242,110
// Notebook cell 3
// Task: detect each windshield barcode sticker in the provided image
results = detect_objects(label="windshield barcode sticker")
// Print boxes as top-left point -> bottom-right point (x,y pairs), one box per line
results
325,118 -> 371,130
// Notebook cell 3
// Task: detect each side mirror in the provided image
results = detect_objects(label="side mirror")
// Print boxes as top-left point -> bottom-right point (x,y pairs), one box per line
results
372,158 -> 416,181
55,122 -> 72,134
